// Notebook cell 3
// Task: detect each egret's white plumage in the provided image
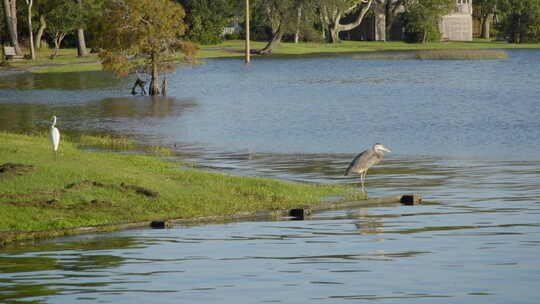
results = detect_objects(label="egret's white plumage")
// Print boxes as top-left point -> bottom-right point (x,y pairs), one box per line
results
50,116 -> 60,154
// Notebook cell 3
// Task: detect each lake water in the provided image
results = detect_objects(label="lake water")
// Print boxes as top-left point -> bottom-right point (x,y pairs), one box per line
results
1,49 -> 540,303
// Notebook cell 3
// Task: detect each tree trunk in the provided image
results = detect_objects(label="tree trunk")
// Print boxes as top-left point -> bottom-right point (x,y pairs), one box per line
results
383,0 -> 404,41
374,3 -> 386,41
76,29 -> 89,57
328,0 -> 374,43
161,78 -> 168,96
131,78 -> 147,95
329,26 -> 340,43
328,13 -> 342,42
52,41 -> 60,58
294,6 -> 302,43
515,16 -> 521,44
385,21 -> 392,40
75,0 -> 88,56
51,32 -> 66,59
35,15 -> 46,49
25,0 -> 36,60
384,1 -> 393,40
258,25 -> 284,55
3,0 -> 22,56
149,53 -> 161,96
481,13 -> 493,39
319,11 -> 327,41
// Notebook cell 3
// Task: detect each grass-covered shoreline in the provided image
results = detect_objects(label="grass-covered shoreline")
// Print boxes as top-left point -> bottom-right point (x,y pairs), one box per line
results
199,39 -> 540,58
2,39 -> 539,74
0,132 -> 361,246
352,49 -> 509,60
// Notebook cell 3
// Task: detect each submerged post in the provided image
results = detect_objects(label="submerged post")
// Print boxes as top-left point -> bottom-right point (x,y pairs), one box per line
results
400,194 -> 422,205
245,0 -> 251,63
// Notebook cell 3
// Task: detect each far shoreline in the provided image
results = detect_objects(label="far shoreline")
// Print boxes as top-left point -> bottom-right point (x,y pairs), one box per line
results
1,39 -> 539,75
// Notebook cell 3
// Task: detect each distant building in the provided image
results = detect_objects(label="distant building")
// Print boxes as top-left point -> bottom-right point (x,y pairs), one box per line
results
222,17 -> 241,37
440,0 -> 473,41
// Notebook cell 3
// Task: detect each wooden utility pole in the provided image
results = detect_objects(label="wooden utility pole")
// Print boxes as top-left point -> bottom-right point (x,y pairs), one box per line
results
245,0 -> 250,63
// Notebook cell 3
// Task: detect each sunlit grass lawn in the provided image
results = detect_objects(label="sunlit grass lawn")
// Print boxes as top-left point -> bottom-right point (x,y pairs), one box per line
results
0,132 -> 359,244
9,48 -> 99,66
200,39 -> 540,58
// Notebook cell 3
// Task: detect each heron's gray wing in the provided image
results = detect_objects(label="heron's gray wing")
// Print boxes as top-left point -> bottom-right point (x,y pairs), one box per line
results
357,150 -> 384,170
344,149 -> 384,175
344,150 -> 366,175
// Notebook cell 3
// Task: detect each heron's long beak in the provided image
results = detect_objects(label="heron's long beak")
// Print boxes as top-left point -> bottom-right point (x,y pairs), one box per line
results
381,146 -> 391,153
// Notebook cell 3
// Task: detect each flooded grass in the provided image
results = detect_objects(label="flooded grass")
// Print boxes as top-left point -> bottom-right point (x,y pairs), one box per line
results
78,134 -> 176,157
32,63 -> 103,74
416,49 -> 508,60
77,134 -> 136,150
0,132 -> 360,245
352,49 -> 508,60
147,145 -> 174,156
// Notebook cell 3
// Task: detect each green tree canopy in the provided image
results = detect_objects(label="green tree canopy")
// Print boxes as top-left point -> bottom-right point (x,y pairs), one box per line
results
317,0 -> 375,43
45,0 -> 84,57
254,0 -> 303,52
475,0 -> 498,39
476,0 -> 498,15
177,0 -> 234,45
98,0 -> 194,95
497,0 -> 540,43
401,0 -> 455,43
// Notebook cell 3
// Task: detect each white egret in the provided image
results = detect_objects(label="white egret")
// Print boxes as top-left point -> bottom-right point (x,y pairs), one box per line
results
50,115 -> 60,158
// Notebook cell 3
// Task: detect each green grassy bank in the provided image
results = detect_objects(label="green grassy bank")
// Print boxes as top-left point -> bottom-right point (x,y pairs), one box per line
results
200,39 -> 540,58
0,132 -> 359,245
3,39 -> 539,74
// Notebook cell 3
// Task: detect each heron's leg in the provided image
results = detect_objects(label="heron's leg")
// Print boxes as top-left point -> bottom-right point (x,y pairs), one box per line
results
360,172 -> 365,192
363,169 -> 369,193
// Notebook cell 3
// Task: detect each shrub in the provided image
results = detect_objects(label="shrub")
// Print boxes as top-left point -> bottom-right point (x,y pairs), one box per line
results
401,11 -> 443,43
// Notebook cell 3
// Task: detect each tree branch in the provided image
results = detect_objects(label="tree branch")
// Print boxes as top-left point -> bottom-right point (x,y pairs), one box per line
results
337,0 -> 374,31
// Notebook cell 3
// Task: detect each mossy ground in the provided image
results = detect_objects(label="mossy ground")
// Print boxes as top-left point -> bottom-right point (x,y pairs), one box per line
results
0,132 -> 360,244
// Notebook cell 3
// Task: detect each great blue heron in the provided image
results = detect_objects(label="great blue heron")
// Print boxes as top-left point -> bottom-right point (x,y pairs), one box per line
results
50,116 -> 60,159
344,143 -> 391,192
